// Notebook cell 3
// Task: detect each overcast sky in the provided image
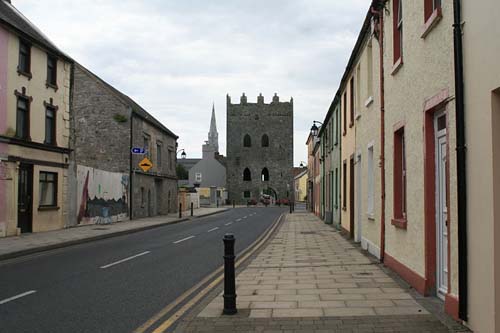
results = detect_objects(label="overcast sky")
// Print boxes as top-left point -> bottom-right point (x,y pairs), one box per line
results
14,0 -> 369,165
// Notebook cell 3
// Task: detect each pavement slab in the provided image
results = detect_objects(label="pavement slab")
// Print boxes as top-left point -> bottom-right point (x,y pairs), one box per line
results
176,212 -> 470,332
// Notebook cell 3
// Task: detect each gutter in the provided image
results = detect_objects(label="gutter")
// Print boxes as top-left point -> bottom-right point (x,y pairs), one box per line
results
371,0 -> 386,262
453,0 -> 468,321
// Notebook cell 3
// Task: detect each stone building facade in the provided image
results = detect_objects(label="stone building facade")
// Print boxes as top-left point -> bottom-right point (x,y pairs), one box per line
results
226,93 -> 293,204
70,64 -> 178,224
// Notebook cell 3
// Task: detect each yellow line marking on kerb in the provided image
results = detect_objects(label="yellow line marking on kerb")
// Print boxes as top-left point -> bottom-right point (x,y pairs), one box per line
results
134,213 -> 284,333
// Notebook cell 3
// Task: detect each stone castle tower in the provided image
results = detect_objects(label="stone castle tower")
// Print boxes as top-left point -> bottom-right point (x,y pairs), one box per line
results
226,93 -> 293,204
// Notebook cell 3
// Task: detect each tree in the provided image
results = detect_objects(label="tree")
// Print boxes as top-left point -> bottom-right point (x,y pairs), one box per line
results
176,164 -> 189,180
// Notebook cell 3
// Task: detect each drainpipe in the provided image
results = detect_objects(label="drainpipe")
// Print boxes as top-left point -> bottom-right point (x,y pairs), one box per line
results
453,0 -> 468,321
371,0 -> 386,263
129,109 -> 133,220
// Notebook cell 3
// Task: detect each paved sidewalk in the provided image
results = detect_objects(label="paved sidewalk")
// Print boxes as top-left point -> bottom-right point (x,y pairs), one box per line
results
177,212 -> 468,332
0,207 -> 228,260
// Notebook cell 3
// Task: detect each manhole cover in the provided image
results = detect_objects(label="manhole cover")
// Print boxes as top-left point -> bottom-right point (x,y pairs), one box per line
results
300,231 -> 316,235
93,227 -> 109,230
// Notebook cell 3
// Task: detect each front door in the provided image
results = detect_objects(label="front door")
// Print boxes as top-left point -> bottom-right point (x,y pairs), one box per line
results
349,156 -> 355,239
356,154 -> 362,242
17,164 -> 33,233
435,112 -> 448,299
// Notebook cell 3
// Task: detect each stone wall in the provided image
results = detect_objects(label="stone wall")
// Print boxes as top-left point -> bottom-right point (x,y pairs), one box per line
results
226,93 -> 293,204
72,65 -> 131,174
131,116 -> 178,218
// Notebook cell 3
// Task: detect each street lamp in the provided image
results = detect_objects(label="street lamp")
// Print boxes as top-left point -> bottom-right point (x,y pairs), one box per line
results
310,121 -> 323,137
177,149 -> 187,159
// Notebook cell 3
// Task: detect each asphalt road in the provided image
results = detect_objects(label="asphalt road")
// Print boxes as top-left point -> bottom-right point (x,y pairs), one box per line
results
0,207 -> 285,333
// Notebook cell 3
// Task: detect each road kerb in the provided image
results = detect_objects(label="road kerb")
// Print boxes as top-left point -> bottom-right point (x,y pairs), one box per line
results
134,212 -> 286,333
0,209 -> 229,262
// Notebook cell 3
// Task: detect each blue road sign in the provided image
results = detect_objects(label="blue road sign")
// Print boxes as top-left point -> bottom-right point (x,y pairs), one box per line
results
131,147 -> 146,154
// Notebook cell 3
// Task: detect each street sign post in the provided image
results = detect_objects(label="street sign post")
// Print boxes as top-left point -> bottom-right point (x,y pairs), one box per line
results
138,157 -> 153,172
131,147 -> 146,154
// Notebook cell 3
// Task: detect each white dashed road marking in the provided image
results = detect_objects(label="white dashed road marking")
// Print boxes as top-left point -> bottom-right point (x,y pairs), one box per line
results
173,236 -> 195,244
207,227 -> 219,233
0,290 -> 37,305
100,251 -> 151,269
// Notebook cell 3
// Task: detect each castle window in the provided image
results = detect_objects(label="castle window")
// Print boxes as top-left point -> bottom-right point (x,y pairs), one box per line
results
243,134 -> 252,147
244,191 -> 251,198
243,168 -> 251,181
261,168 -> 269,182
261,134 -> 269,147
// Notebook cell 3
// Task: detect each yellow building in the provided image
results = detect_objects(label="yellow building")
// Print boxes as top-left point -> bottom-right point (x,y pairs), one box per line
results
0,1 -> 73,236
293,168 -> 307,202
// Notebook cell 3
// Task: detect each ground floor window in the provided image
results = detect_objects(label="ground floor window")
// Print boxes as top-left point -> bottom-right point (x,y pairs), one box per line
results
243,191 -> 251,198
39,171 -> 57,207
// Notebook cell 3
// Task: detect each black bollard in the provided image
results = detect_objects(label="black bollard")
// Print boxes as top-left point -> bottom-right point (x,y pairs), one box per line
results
179,203 -> 182,218
232,200 -> 235,208
223,234 -> 237,315
289,203 -> 292,214
217,199 -> 219,208
190,202 -> 194,216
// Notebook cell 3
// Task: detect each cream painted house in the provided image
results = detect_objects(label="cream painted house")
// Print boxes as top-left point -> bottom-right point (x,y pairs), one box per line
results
380,0 -> 460,320
460,0 -> 500,331
352,17 -> 382,259
0,0 -> 73,236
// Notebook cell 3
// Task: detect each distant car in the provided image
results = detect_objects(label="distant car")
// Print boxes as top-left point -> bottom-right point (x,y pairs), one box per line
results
280,198 -> 290,206
247,198 -> 257,206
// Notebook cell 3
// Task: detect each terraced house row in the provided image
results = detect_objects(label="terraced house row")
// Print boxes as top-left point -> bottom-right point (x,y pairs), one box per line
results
306,1 -> 500,332
0,0 -> 178,237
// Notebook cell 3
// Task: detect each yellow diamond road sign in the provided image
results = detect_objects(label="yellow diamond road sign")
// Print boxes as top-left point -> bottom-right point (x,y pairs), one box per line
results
139,157 -> 153,172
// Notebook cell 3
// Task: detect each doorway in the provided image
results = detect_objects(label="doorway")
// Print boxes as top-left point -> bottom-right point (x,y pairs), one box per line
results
435,112 -> 448,299
147,189 -> 152,217
356,153 -> 362,242
17,164 -> 33,233
349,156 -> 355,239
155,179 -> 162,215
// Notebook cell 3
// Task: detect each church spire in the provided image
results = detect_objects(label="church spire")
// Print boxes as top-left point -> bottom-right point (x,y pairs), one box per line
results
208,102 -> 219,153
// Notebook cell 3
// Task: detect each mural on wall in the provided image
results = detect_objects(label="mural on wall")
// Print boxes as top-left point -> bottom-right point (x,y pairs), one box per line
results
76,166 -> 129,224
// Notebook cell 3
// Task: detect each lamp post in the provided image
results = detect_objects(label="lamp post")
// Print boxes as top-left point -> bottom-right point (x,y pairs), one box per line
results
310,121 -> 323,137
177,149 -> 187,159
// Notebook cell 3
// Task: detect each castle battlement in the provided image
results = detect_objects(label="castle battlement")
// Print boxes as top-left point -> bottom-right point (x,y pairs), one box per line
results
226,93 -> 293,106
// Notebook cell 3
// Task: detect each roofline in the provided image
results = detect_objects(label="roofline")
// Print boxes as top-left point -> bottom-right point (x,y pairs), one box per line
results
318,8 -> 372,137
294,169 -> 308,180
0,4 -> 73,63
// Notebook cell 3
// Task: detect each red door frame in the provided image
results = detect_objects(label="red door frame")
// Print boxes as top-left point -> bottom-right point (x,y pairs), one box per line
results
423,88 -> 451,296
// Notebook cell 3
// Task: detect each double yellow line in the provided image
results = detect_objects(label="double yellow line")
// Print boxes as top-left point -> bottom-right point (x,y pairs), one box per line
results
133,213 -> 285,333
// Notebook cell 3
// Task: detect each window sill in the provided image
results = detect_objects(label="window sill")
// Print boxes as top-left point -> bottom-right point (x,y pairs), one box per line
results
421,8 -> 442,39
367,212 -> 375,221
365,96 -> 374,108
46,82 -> 59,91
391,57 -> 403,76
38,206 -> 60,211
17,69 -> 32,80
391,218 -> 407,229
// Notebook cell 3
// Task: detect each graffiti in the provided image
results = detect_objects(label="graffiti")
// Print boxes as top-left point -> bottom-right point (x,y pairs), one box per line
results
77,166 -> 129,224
